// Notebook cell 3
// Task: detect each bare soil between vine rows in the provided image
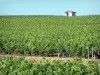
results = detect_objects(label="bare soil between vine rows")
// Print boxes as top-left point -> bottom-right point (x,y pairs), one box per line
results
0,54 -> 100,64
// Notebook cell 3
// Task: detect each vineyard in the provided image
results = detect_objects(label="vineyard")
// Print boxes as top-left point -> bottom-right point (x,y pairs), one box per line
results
0,15 -> 100,57
0,56 -> 100,75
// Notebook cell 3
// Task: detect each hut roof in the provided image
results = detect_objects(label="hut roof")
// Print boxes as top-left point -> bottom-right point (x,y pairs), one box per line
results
65,11 -> 76,13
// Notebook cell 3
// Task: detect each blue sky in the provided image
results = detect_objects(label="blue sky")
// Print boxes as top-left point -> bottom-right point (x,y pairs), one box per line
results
0,0 -> 100,16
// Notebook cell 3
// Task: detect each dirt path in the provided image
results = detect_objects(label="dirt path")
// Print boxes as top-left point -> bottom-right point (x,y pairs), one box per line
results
0,54 -> 100,64
0,54 -> 75,63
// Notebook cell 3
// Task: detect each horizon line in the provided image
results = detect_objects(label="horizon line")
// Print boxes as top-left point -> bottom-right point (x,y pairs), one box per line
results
0,14 -> 100,16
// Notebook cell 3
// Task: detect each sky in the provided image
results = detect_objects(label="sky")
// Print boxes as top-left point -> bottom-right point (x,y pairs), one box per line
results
0,0 -> 100,16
